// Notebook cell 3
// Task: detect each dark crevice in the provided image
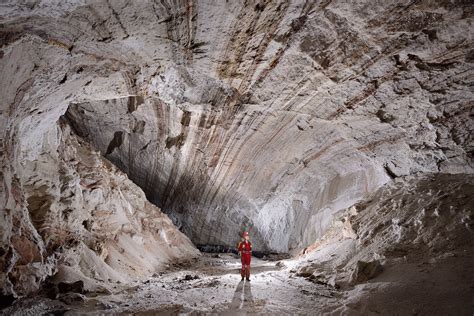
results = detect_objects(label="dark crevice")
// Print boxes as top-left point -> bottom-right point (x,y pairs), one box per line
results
384,164 -> 397,179
59,73 -> 67,85
181,110 -> 191,126
165,133 -> 185,149
105,131 -> 124,155
196,244 -> 291,260
127,95 -> 144,113
0,294 -> 15,309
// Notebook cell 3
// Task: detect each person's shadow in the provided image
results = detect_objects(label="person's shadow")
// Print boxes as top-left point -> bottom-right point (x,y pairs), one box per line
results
243,281 -> 253,303
228,280 -> 254,312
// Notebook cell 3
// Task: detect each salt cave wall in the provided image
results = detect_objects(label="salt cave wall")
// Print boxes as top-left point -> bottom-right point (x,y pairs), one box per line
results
1,0 -> 473,274
1,118 -> 199,297
0,1 -> 203,296
63,0 -> 472,252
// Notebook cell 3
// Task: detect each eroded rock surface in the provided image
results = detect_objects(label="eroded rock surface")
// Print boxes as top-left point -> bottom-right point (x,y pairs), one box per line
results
2,174 -> 472,315
0,0 -> 473,298
1,122 -> 198,297
6,0 -> 469,253
293,173 -> 474,314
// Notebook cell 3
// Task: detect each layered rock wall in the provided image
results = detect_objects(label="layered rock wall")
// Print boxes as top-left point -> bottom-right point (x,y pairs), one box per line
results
1,118 -> 199,297
63,0 -> 473,252
1,0 -> 472,265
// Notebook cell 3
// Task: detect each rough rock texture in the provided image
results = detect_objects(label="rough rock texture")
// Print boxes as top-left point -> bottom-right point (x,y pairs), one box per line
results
293,173 -> 474,314
6,0 -> 469,253
0,0 -> 473,297
1,173 -> 472,315
0,121 -> 198,297
349,259 -> 383,285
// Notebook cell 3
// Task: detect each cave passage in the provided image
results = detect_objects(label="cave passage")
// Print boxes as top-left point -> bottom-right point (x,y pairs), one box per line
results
1,0 -> 473,314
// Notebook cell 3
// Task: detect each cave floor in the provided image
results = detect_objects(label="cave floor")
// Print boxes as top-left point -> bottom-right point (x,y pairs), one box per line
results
4,253 -> 341,315
3,249 -> 474,315
67,253 -> 338,315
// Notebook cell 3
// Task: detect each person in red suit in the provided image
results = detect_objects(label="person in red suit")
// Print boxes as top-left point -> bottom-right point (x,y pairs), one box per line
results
237,231 -> 252,281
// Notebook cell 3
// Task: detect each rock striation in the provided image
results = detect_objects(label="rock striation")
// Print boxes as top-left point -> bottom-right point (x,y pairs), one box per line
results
1,121 -> 198,297
0,0 -> 473,296
62,0 -> 473,252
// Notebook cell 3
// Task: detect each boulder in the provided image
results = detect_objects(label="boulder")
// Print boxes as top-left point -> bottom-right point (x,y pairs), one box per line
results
350,260 -> 383,285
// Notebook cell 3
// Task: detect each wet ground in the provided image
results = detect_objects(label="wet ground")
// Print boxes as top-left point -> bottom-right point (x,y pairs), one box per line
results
1,253 -> 339,315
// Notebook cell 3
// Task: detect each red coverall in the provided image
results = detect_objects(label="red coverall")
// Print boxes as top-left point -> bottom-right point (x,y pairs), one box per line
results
238,240 -> 252,279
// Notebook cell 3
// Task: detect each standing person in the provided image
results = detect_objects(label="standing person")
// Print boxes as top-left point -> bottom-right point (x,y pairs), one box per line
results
237,231 -> 252,281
